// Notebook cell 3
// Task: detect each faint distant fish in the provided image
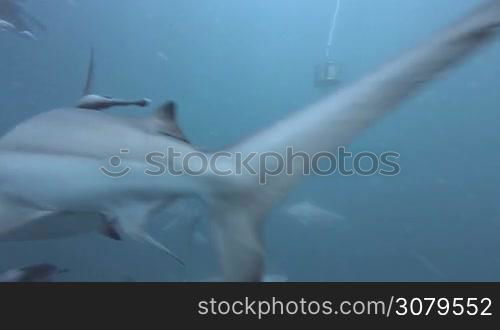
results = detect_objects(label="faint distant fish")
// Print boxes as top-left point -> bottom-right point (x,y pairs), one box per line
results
157,51 -> 169,63
76,47 -> 151,110
18,29 -> 36,40
285,201 -> 346,227
0,263 -> 68,282
411,251 -> 446,279
193,231 -> 209,245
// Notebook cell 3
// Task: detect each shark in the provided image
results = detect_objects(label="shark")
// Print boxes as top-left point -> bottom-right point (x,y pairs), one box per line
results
0,0 -> 45,39
0,263 -> 67,282
0,0 -> 499,281
76,48 -> 152,111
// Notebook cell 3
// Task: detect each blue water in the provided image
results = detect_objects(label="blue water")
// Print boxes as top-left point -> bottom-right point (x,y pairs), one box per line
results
1,0 -> 499,281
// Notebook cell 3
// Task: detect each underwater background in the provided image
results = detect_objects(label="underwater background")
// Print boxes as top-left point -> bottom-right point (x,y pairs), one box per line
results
1,0 -> 499,282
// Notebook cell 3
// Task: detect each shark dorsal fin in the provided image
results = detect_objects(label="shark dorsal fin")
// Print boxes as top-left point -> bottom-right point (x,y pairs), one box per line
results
153,101 -> 190,143
83,47 -> 95,96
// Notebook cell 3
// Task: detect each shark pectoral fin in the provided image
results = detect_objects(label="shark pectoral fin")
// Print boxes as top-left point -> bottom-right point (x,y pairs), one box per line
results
120,217 -> 184,266
137,231 -> 185,267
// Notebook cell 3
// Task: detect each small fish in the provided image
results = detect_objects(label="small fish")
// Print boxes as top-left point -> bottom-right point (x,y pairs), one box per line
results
76,48 -> 151,110
77,94 -> 151,110
411,251 -> 446,279
0,263 -> 68,282
285,201 -> 346,227
157,51 -> 169,63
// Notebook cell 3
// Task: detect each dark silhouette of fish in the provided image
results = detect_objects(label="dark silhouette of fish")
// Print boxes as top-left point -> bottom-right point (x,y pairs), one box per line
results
0,263 -> 68,282
0,0 -> 45,39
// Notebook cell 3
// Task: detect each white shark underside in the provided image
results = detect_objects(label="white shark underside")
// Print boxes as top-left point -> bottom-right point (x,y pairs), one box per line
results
1,0 -> 500,281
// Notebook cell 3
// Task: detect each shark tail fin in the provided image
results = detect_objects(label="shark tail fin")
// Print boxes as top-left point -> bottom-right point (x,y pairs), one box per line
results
206,0 -> 500,282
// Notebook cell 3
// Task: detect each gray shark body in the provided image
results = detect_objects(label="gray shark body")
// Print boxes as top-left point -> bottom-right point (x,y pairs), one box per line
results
1,1 -> 500,281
